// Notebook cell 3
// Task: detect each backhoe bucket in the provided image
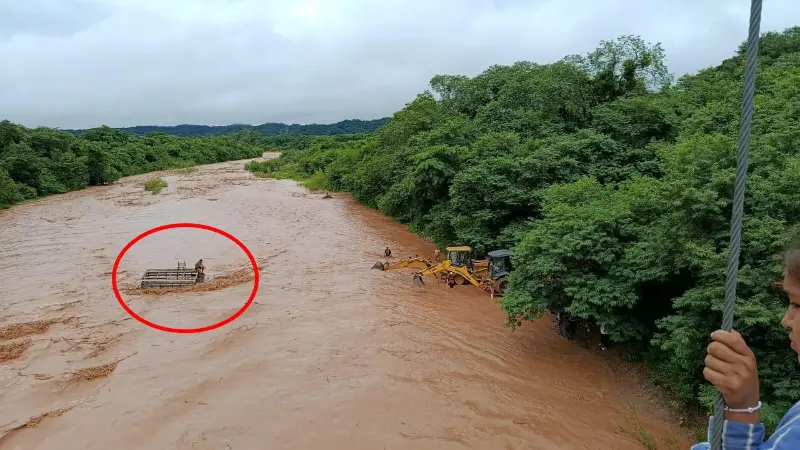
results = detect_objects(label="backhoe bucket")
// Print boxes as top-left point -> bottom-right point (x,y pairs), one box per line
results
371,261 -> 386,271
412,274 -> 425,286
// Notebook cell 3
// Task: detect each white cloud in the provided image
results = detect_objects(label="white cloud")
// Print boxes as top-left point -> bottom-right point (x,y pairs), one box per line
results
1,0 -> 798,129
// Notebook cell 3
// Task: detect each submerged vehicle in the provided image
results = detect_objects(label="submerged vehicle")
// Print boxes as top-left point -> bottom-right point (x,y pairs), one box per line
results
139,261 -> 205,288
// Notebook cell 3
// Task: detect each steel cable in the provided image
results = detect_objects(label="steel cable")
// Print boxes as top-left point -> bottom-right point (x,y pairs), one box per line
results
710,0 -> 762,448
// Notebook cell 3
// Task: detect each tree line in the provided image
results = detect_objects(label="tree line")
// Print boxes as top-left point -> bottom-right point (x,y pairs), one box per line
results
69,118 -> 389,138
0,124 -> 266,208
246,28 -> 800,429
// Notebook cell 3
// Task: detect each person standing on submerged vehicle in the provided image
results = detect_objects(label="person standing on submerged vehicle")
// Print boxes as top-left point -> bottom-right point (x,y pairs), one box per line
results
692,242 -> 800,449
195,259 -> 205,275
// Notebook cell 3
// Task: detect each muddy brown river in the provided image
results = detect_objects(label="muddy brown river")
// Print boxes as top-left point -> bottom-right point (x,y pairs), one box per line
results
0,154 -> 691,449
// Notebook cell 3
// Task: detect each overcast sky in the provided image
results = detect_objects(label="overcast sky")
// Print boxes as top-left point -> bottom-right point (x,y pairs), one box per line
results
1,0 -> 798,129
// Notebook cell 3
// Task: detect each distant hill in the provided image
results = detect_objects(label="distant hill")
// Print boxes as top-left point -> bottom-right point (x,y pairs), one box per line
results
70,118 -> 389,137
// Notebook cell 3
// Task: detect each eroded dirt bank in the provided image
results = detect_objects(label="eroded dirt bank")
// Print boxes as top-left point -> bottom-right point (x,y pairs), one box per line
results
0,153 -> 691,449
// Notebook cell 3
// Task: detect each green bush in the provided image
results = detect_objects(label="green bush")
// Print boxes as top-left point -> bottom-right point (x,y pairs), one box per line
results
143,177 -> 168,194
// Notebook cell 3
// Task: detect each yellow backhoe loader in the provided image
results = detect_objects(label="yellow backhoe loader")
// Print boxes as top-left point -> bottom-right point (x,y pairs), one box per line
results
370,246 -> 513,298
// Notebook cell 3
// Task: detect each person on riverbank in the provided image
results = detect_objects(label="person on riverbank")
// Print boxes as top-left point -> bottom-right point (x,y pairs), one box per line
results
434,248 -> 441,262
691,243 -> 800,449
599,324 -> 610,351
554,310 -> 577,340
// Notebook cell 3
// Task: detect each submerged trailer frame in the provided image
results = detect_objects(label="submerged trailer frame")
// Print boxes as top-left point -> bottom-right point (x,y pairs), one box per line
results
139,261 -> 204,288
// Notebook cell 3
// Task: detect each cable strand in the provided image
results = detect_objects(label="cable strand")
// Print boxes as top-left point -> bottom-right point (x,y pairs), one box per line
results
709,0 -> 762,449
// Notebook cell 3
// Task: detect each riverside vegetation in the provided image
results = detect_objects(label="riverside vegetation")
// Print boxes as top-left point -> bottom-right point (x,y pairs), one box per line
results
0,117 -> 390,209
245,28 -> 800,431
0,125 -> 269,208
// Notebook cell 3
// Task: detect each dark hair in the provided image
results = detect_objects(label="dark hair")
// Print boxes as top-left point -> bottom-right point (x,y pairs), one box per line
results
785,241 -> 800,281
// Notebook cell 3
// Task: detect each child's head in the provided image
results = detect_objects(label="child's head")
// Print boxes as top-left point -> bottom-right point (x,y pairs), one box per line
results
781,241 -> 800,356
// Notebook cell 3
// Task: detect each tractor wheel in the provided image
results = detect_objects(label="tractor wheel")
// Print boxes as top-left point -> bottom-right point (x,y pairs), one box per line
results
453,274 -> 466,285
495,278 -> 509,295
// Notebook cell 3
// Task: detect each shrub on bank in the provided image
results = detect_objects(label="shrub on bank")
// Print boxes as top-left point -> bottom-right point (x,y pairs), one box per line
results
143,177 -> 168,194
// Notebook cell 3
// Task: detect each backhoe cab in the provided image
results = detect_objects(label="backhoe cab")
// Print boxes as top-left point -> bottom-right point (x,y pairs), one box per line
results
443,246 -> 513,296
445,246 -> 474,269
486,249 -> 512,295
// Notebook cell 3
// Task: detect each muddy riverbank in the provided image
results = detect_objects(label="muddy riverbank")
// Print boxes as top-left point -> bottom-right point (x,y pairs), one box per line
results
0,153 -> 691,449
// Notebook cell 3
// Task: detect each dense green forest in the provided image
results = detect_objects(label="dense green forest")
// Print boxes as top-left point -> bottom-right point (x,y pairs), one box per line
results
69,118 -> 388,137
0,124 -> 266,208
246,28 -> 800,428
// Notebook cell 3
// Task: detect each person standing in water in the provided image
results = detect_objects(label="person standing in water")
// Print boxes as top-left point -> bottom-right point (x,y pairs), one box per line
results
447,272 -> 456,288
384,247 -> 392,258
692,241 -> 800,449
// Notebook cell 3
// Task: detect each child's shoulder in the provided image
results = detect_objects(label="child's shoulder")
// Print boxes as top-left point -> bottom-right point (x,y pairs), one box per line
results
782,400 -> 800,421
770,402 -> 800,446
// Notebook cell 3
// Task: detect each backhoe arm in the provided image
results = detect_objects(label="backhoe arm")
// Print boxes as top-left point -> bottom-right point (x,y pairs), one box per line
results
371,258 -> 433,271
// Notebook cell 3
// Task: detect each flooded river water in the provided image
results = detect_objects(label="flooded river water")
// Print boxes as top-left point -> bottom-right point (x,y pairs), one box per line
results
0,154 -> 691,449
